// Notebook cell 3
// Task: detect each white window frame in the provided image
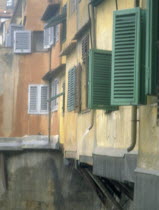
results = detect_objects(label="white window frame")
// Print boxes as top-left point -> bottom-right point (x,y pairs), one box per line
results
51,79 -> 59,112
28,84 -> 48,114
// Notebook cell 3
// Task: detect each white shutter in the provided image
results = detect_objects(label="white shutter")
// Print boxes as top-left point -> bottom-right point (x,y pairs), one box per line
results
28,85 -> 38,114
51,79 -> 59,111
49,27 -> 55,46
55,25 -> 59,43
9,24 -> 23,47
14,31 -> 32,54
44,28 -> 50,49
40,85 -> 48,113
5,33 -> 11,47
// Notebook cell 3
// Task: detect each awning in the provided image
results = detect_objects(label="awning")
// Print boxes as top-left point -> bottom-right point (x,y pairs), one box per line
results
44,6 -> 67,29
41,4 -> 60,21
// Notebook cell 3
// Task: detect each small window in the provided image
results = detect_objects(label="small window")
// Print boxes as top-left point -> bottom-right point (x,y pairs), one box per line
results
28,85 -> 48,114
51,79 -> 59,111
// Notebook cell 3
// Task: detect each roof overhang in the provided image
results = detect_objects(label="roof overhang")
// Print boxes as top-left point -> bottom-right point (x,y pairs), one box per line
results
41,4 -> 60,22
42,64 -> 66,81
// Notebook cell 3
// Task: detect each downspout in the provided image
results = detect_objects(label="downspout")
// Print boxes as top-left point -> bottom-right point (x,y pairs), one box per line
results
83,1 -> 96,137
48,48 -> 52,143
127,106 -> 137,152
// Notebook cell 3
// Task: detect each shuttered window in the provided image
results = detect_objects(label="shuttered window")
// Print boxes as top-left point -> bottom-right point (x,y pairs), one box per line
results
55,25 -> 59,43
28,85 -> 48,114
14,31 -> 32,54
82,34 -> 89,64
146,0 -> 159,95
88,49 -> 117,111
75,63 -> 82,112
9,24 -> 23,48
44,26 -> 55,49
111,8 -> 146,106
51,79 -> 59,111
67,67 -> 76,112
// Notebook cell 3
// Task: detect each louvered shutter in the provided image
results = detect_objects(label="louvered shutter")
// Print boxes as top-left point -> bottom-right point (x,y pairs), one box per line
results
67,67 -> 76,112
82,34 -> 89,64
88,49 -> 117,110
40,86 -> 48,113
146,0 -> 159,95
111,8 -> 145,106
14,31 -> 32,53
55,25 -> 59,43
5,33 -> 11,47
44,27 -> 50,49
28,86 -> 38,114
75,63 -> 82,112
49,27 -> 55,46
51,79 -> 58,111
9,24 -> 23,47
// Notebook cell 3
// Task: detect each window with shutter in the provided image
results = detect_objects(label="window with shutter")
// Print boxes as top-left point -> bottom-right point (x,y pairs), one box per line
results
49,27 -> 55,46
88,49 -> 117,111
9,24 -> 23,47
82,34 -> 89,64
14,31 -> 32,54
28,85 -> 48,114
111,8 -> 146,106
44,27 -> 50,49
146,0 -> 159,95
51,79 -> 59,111
40,86 -> 48,113
75,63 -> 82,112
67,67 -> 76,112
28,86 -> 38,114
55,25 -> 59,43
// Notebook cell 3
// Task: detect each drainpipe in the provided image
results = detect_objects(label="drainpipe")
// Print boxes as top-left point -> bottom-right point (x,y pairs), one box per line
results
48,48 -> 52,143
127,106 -> 137,152
82,1 -> 96,139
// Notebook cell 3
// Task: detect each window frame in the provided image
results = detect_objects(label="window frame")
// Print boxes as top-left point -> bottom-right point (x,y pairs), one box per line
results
28,84 -> 48,115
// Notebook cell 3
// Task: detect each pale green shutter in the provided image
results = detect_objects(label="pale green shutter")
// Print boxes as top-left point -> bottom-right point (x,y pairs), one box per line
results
67,67 -> 76,111
88,49 -> 117,111
111,8 -> 146,105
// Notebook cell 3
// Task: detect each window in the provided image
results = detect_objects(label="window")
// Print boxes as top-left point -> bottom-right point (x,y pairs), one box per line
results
28,85 -> 48,114
67,67 -> 76,112
51,79 -> 59,111
111,8 -> 146,106
14,31 -> 32,54
6,0 -> 14,8
44,26 -> 55,49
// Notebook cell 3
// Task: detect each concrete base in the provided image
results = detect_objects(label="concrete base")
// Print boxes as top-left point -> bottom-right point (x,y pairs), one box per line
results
0,135 -> 59,151
135,168 -> 159,210
93,147 -> 137,183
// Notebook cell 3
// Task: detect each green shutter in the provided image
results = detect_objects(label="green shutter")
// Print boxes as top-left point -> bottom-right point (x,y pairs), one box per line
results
67,67 -> 76,112
111,8 -> 145,105
88,49 -> 117,111
146,0 -> 159,95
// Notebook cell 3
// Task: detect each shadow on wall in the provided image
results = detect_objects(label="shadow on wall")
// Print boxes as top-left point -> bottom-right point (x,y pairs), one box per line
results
0,150 -> 105,210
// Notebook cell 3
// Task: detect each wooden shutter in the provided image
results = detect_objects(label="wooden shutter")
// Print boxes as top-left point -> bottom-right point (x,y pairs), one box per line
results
9,24 -> 23,47
82,34 -> 89,64
111,8 -> 145,106
67,67 -> 76,112
75,63 -> 82,112
14,31 -> 32,54
88,49 -> 117,110
40,86 -> 48,113
44,27 -> 50,49
51,79 -> 58,111
28,86 -> 38,114
146,0 -> 159,95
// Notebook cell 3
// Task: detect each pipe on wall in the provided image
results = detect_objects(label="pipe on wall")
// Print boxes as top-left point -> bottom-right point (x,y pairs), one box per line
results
48,47 -> 52,143
127,106 -> 138,152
